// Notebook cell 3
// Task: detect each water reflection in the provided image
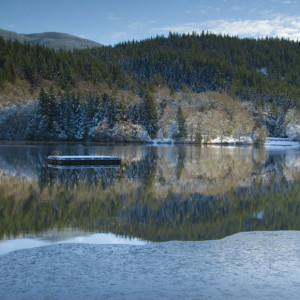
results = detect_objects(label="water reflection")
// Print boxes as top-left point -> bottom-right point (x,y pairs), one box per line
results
0,142 -> 300,243
0,231 -> 146,255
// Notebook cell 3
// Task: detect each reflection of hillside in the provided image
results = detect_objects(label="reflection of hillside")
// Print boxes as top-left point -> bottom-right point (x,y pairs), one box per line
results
283,152 -> 300,182
153,147 -> 259,195
1,173 -> 300,241
1,144 -> 300,241
0,144 -> 300,195
0,144 -> 299,197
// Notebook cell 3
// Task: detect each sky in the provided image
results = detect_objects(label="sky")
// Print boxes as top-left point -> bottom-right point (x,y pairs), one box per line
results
1,0 -> 300,45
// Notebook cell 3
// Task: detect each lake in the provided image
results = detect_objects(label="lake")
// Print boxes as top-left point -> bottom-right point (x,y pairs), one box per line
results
1,142 -> 300,299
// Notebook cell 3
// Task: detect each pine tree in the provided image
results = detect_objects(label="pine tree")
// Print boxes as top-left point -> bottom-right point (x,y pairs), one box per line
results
176,107 -> 186,140
37,86 -> 59,138
195,123 -> 202,144
142,91 -> 158,138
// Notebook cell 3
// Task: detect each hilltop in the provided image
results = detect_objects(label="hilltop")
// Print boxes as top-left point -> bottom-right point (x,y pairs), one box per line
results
0,28 -> 102,50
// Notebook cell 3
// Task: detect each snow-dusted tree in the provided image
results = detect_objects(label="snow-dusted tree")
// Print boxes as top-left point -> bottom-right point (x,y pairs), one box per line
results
195,123 -> 202,144
102,93 -> 121,128
214,111 -> 229,143
37,86 -> 59,139
253,120 -> 266,144
86,92 -> 103,129
58,92 -> 72,139
174,106 -> 186,140
232,110 -> 254,143
141,91 -> 158,138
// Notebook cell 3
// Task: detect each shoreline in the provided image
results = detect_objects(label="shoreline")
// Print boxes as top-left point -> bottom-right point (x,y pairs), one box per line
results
0,137 -> 299,148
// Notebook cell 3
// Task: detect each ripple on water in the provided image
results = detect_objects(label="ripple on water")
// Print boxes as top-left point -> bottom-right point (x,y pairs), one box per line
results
1,231 -> 300,299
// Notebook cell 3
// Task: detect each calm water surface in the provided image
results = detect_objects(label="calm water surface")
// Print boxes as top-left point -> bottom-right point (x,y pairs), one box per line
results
1,142 -> 300,299
0,141 -> 300,245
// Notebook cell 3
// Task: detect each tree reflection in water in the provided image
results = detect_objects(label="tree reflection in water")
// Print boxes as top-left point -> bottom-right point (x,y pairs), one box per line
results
0,142 -> 300,241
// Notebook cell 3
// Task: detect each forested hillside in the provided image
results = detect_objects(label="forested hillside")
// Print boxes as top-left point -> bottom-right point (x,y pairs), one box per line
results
0,29 -> 102,51
0,32 -> 300,142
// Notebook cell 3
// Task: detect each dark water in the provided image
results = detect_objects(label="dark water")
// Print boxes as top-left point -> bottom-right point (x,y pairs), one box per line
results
0,141 -> 300,242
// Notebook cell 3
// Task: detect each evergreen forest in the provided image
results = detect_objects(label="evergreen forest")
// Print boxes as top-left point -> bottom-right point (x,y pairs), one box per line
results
1,32 -> 300,141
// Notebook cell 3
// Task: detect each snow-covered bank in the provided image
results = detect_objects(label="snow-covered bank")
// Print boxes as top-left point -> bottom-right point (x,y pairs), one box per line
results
151,135 -> 300,148
0,91 -> 300,145
1,91 -> 300,144
206,137 -> 299,147
1,231 -> 300,299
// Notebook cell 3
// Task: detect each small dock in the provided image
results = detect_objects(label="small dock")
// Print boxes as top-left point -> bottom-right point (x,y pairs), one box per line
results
47,155 -> 121,166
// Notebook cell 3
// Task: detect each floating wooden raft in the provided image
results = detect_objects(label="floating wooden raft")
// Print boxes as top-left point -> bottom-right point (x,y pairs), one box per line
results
47,155 -> 121,166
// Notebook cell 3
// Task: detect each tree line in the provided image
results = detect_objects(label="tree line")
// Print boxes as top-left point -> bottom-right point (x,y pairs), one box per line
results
0,87 -> 159,140
1,32 -> 300,110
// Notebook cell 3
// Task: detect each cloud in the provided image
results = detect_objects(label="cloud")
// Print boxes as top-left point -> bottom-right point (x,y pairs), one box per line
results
185,4 -> 214,14
105,13 -> 121,21
127,20 -> 157,30
109,31 -> 127,40
231,5 -> 243,11
128,22 -> 143,30
150,15 -> 300,40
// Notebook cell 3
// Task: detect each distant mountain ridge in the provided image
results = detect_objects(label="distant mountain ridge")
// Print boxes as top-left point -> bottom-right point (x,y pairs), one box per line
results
0,28 -> 102,50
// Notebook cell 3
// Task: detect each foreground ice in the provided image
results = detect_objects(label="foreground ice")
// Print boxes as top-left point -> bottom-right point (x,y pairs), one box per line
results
1,231 -> 300,299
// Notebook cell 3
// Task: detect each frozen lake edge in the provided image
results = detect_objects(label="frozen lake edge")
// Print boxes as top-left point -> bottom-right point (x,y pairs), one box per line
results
1,231 -> 300,299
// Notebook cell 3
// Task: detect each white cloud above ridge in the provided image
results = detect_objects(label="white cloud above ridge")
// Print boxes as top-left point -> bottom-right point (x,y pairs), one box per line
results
105,13 -> 121,21
150,15 -> 300,40
109,31 -> 127,41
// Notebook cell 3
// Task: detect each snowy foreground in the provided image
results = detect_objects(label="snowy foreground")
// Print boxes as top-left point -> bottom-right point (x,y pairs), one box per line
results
1,231 -> 300,299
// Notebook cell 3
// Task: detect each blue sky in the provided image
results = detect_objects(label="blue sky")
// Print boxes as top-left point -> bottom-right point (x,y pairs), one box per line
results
1,0 -> 300,45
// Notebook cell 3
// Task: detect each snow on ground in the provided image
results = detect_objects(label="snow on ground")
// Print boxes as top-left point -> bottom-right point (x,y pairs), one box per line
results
152,128 -> 174,144
151,135 -> 300,147
209,136 -> 253,144
1,231 -> 300,299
